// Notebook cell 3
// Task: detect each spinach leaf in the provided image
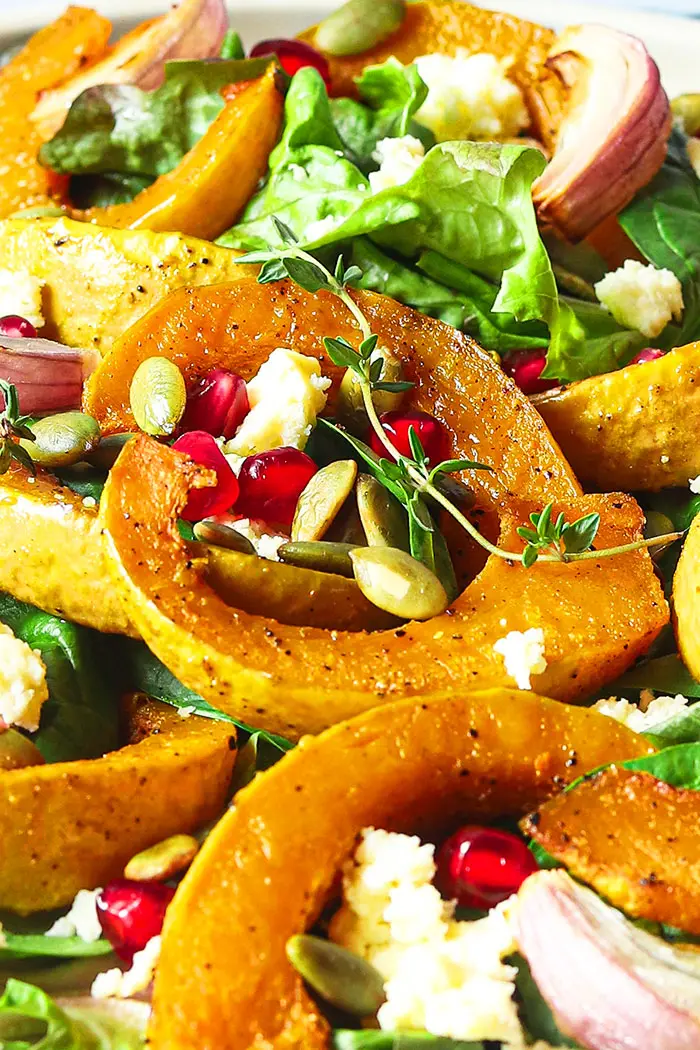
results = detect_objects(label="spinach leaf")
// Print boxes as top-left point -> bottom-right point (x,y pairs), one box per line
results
52,468 -> 105,504
333,1033 -> 484,1050
511,953 -> 579,1048
0,594 -> 119,763
331,59 -> 433,172
562,297 -> 646,375
0,935 -> 112,962
645,702 -> 700,747
40,57 -> 271,180
69,172 -> 154,208
619,128 -> 700,346
621,742 -> 700,789
615,653 -> 700,698
230,730 -> 294,792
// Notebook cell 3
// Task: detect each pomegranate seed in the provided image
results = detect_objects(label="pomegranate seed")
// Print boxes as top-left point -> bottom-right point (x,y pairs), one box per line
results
435,825 -> 539,910
236,447 -> 317,530
97,879 -> 175,963
501,350 -> 558,396
0,315 -> 37,339
172,430 -> 240,522
249,38 -> 331,89
181,369 -> 249,439
368,410 -> 449,465
631,347 -> 665,365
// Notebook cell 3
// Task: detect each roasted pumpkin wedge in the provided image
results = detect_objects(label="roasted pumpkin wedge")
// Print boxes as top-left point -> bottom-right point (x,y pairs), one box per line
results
533,342 -> 700,492
300,0 -> 565,149
522,765 -> 700,935
73,68 -> 284,240
673,512 -> 700,680
0,7 -> 111,218
149,688 -> 653,1050
0,695 -> 235,914
100,435 -> 667,737
0,218 -> 246,353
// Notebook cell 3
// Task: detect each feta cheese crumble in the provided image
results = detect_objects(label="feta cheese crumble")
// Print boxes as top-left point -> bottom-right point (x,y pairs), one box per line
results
47,888 -> 103,943
689,475 -> 700,495
0,623 -> 49,731
414,51 -> 528,143
594,260 -> 684,339
330,828 -> 523,1044
493,628 -> 547,691
0,269 -> 45,330
593,693 -> 691,734
369,135 -> 425,193
224,517 -> 287,561
225,348 -> 331,456
91,935 -> 161,999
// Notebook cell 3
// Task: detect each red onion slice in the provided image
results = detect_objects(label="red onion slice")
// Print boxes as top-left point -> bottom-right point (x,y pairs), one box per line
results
0,338 -> 100,414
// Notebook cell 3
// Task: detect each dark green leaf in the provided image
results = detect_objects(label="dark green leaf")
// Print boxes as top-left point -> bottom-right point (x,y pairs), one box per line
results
69,171 -> 154,208
621,743 -> 700,789
359,334 -> 379,360
220,29 -> 245,60
407,493 -> 434,533
10,442 -> 37,475
529,840 -> 561,870
316,419 -> 407,503
272,216 -> 299,244
536,503 -> 553,540
562,513 -> 600,555
0,934 -> 112,961
429,459 -> 491,477
283,256 -> 331,293
258,259 -> 288,284
407,425 -> 426,466
236,250 -> 277,266
373,380 -> 414,393
512,953 -> 579,1047
645,702 -> 700,748
324,337 -> 361,370
230,730 -> 293,792
343,265 -> 363,286
522,545 -> 539,568
516,527 -> 540,545
333,1031 -> 484,1049
368,357 -> 384,385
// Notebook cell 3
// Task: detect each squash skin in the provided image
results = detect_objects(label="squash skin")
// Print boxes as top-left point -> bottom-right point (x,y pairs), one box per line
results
523,765 -> 700,935
74,68 -> 284,240
0,7 -> 111,218
0,695 -> 236,914
673,513 -> 700,680
299,0 -> 565,150
0,218 -> 246,354
533,342 -> 700,492
100,435 -> 667,738
149,688 -> 654,1050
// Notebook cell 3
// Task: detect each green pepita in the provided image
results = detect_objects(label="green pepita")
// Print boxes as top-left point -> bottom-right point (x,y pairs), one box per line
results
336,350 -> 407,436
124,833 -> 199,882
672,94 -> 700,136
292,460 -> 358,542
286,934 -> 385,1016
356,474 -> 409,549
278,540 -> 358,577
644,510 -> 677,558
130,357 -> 186,437
314,0 -> 406,57
20,411 -> 101,468
0,727 -> 45,771
87,433 -> 138,470
350,546 -> 449,619
193,520 -> 256,555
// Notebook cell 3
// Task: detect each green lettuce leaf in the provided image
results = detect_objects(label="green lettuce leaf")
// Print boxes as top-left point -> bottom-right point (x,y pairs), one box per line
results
0,594 -> 119,763
0,934 -> 112,962
0,980 -> 147,1049
69,173 -> 155,209
333,1034 -> 484,1049
40,57 -> 271,180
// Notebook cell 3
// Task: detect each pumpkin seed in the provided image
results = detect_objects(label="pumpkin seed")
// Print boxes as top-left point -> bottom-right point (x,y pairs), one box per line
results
356,474 -> 409,549
8,205 -> 66,220
124,833 -> 199,882
292,460 -> 358,542
644,510 -> 677,558
20,411 -> 101,468
130,357 -> 186,437
350,546 -> 449,619
314,0 -> 405,57
672,94 -> 700,136
193,520 -> 256,555
336,350 -> 407,436
286,934 -> 385,1016
0,727 -> 45,771
278,540 -> 358,577
87,433 -> 138,470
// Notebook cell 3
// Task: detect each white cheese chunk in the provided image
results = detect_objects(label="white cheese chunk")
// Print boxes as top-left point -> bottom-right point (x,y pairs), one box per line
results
0,623 -> 48,732
594,260 -> 684,339
369,135 -> 425,193
493,628 -> 547,691
689,475 -> 700,495
225,348 -> 330,456
593,693 -> 690,733
46,887 -> 103,943
0,268 -> 45,330
91,935 -> 161,999
414,51 -> 528,143
224,517 -> 287,561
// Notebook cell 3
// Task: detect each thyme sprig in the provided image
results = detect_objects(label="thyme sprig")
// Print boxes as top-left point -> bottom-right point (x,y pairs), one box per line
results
0,380 -> 35,475
238,224 -> 683,567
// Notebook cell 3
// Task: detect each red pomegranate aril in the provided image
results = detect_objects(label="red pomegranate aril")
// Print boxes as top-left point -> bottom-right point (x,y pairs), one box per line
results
631,347 -> 665,365
435,825 -> 539,910
0,315 -> 37,339
236,446 -> 317,530
502,349 -> 558,396
181,369 -> 249,439
368,410 -> 449,466
97,879 -> 175,963
172,430 -> 240,522
249,38 -> 331,89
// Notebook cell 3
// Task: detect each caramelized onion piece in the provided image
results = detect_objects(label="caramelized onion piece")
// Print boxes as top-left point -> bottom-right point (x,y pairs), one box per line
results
515,870 -> 700,1050
32,0 -> 227,140
0,337 -> 100,414
533,25 -> 672,241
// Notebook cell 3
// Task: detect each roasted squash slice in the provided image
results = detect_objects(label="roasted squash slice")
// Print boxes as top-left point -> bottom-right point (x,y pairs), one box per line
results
73,68 -> 284,240
523,765 -> 700,935
100,433 -> 666,738
299,0 -> 566,149
0,7 -> 111,218
149,688 -> 653,1050
0,695 -> 236,914
673,512 -> 700,680
533,342 -> 700,492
